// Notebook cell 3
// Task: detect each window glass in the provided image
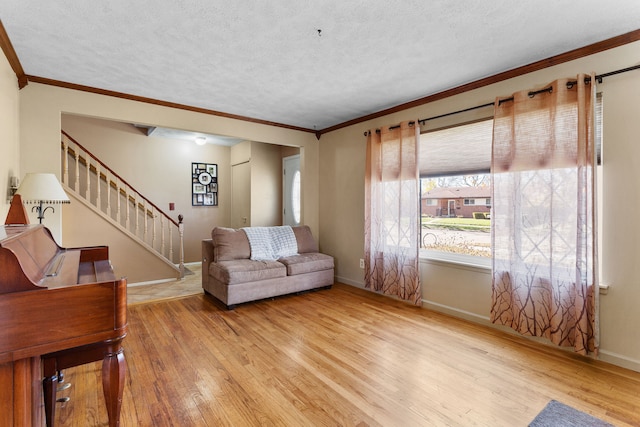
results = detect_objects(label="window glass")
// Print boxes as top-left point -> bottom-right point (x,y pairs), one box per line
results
421,174 -> 491,258
420,119 -> 493,259
292,170 -> 301,224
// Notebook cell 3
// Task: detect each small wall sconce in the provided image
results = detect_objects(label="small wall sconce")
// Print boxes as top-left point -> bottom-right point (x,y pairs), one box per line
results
9,176 -> 19,197
195,136 -> 207,145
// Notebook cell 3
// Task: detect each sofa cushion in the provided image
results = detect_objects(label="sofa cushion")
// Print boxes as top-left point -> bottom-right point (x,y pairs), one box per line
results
209,259 -> 287,285
278,253 -> 334,276
212,227 -> 251,261
292,225 -> 319,253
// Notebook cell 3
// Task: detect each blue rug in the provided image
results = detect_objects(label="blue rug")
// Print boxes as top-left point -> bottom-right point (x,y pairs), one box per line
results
529,400 -> 614,427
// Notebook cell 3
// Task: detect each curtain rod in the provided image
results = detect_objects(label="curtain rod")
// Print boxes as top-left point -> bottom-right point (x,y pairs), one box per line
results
364,63 -> 640,136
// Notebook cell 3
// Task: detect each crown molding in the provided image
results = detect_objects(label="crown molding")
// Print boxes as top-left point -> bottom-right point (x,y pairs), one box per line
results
25,75 -> 316,134
318,28 -> 640,135
1,21 -> 638,137
0,20 -> 28,88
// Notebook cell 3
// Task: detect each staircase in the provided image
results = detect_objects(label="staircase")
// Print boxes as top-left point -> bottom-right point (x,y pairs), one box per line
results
60,130 -> 185,278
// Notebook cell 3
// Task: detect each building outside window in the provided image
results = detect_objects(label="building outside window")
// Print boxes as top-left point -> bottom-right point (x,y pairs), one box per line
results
419,117 -> 493,259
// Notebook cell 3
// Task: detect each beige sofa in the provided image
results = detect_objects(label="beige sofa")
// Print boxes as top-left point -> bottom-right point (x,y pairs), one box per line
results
202,226 -> 334,309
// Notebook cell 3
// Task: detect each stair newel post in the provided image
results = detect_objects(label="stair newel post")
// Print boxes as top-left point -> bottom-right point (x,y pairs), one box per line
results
62,138 -> 69,186
74,148 -> 80,192
178,214 -> 185,279
96,163 -> 101,210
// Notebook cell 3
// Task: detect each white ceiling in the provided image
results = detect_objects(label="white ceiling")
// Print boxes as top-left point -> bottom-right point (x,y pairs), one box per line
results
1,1 -> 639,132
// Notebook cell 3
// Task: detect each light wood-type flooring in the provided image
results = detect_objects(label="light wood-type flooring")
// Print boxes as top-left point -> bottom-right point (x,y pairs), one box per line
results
55,277 -> 640,426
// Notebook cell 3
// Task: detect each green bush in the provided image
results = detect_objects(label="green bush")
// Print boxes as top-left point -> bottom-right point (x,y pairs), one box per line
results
473,212 -> 486,220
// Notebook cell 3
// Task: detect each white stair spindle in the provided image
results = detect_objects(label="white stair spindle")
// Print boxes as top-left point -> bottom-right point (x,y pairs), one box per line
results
152,208 -> 156,249
161,216 -> 165,256
62,139 -> 69,185
125,187 -> 130,230
85,154 -> 90,199
143,200 -> 148,243
106,173 -> 112,218
169,223 -> 174,263
95,164 -> 101,210
116,181 -> 121,225
74,150 -> 80,192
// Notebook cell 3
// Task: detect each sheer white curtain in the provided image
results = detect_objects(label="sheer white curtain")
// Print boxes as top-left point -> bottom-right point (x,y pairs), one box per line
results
490,75 -> 598,355
364,121 -> 422,305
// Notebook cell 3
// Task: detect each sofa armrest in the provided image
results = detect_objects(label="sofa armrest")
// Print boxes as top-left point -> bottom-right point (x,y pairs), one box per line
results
202,239 -> 215,289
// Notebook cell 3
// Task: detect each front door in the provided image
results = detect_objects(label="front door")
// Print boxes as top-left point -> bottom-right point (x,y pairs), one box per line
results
448,200 -> 456,217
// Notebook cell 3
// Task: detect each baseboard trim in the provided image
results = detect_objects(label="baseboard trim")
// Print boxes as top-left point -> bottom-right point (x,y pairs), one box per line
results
598,349 -> 640,372
422,300 -> 492,325
423,300 -> 640,373
335,275 -> 364,288
128,278 -> 176,287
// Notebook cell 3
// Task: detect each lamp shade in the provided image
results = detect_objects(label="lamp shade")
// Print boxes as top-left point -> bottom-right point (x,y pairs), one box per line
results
15,173 -> 70,204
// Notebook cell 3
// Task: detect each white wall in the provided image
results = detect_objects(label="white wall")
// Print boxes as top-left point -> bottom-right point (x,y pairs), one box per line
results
319,41 -> 640,372
0,52 -> 20,221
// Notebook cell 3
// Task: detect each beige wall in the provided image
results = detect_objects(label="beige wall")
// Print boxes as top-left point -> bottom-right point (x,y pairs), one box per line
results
61,115 -> 231,264
0,53 -> 20,221
62,191 -> 178,283
319,41 -> 640,371
61,114 -> 287,261
18,82 -> 320,227
250,141 -> 283,226
17,83 -> 319,280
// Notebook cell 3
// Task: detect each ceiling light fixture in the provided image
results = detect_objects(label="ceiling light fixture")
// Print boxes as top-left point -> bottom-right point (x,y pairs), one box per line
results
195,136 -> 207,145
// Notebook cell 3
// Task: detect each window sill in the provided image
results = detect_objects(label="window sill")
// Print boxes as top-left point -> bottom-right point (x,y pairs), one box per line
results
419,250 -> 491,272
419,251 -> 609,294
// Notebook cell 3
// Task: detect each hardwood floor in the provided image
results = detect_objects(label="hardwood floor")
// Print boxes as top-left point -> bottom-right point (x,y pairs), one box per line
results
55,283 -> 640,426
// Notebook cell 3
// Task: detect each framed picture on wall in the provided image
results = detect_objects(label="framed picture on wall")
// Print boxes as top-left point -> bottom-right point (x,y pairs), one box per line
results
192,162 -> 218,206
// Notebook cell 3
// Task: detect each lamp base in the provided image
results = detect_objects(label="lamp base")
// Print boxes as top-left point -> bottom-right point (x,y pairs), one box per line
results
5,194 -> 30,225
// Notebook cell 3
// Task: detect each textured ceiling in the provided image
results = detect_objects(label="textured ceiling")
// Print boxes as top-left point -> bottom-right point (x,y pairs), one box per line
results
1,1 -> 640,132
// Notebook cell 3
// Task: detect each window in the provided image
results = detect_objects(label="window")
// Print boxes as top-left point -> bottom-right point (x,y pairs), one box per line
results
291,170 -> 301,224
420,119 -> 493,261
419,93 -> 602,266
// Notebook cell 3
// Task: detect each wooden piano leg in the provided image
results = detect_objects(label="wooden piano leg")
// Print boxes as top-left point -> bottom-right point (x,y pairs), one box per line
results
102,348 -> 126,427
42,358 -> 58,427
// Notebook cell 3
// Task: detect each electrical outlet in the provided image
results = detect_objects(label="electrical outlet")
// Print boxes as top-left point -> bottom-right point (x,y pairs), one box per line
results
359,259 -> 365,269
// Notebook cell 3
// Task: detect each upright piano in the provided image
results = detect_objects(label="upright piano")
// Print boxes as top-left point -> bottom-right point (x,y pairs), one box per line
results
0,224 -> 127,427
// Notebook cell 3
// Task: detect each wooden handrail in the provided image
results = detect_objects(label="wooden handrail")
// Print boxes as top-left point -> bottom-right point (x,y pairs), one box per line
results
61,130 -> 178,227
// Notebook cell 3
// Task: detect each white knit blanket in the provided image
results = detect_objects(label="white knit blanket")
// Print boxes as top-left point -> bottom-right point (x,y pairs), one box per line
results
242,226 -> 298,261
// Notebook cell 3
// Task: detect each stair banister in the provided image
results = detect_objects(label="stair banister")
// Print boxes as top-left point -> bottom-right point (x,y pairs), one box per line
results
61,130 -> 183,276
